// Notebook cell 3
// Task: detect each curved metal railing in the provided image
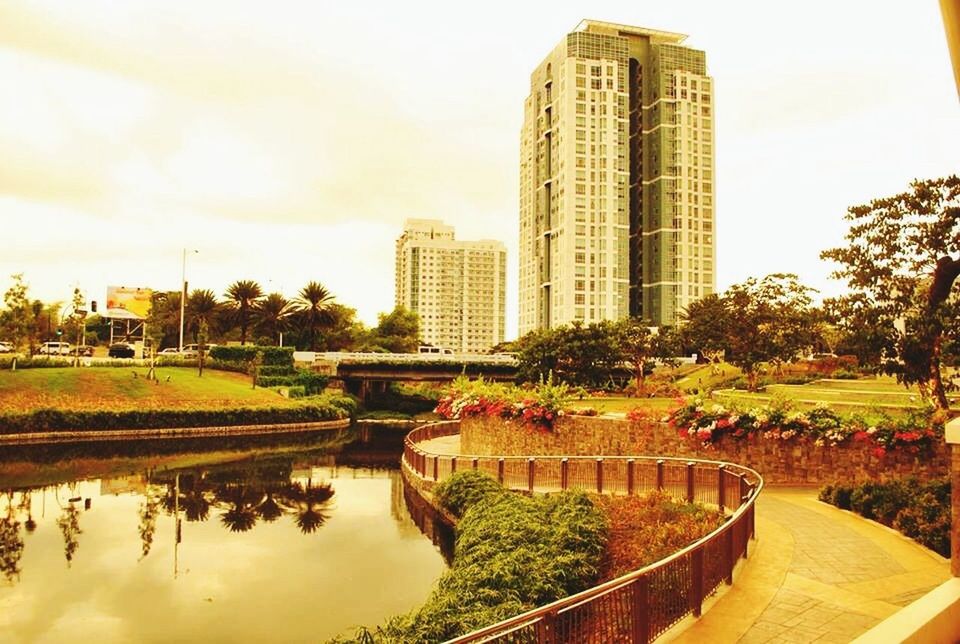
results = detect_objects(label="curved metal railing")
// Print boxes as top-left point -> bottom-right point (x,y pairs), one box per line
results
402,421 -> 763,643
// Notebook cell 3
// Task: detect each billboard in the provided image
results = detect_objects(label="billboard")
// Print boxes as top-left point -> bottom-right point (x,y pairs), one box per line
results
106,286 -> 152,319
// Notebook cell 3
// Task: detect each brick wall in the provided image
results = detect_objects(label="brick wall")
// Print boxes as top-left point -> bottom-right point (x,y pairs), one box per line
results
460,415 -> 949,486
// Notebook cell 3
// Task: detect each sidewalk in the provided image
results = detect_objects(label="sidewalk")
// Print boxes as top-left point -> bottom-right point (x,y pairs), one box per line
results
676,489 -> 949,643
414,436 -> 951,643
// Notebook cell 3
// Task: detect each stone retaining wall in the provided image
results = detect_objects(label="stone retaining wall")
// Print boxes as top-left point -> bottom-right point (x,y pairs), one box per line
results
461,415 -> 949,486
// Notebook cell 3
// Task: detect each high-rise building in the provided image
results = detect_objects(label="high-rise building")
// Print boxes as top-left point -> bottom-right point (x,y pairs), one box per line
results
395,219 -> 507,353
519,19 -> 715,334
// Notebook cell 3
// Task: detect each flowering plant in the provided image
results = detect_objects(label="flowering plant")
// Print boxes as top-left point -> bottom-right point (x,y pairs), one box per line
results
433,375 -> 570,432
659,396 -> 943,457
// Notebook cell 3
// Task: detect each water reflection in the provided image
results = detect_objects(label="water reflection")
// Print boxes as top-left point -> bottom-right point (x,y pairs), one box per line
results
0,425 -> 447,643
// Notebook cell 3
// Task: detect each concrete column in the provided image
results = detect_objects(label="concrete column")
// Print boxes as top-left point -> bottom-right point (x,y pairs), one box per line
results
947,417 -> 960,577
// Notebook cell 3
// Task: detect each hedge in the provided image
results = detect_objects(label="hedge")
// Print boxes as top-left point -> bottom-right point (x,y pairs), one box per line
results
257,370 -> 328,394
0,394 -> 357,435
208,345 -> 294,366
819,478 -> 951,557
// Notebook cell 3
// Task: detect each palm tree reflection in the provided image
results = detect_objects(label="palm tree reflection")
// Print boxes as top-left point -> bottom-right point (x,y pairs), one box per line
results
280,481 -> 335,534
147,462 -> 336,541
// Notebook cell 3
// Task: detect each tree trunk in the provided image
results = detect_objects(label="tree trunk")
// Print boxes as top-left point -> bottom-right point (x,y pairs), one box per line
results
746,369 -> 758,392
929,334 -> 949,412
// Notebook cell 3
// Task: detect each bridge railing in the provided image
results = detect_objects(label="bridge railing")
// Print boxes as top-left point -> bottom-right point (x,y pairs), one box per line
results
315,352 -> 519,365
403,421 -> 763,643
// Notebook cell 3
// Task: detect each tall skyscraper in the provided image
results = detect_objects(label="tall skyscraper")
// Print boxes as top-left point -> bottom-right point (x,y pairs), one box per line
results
519,19 -> 715,334
395,219 -> 507,353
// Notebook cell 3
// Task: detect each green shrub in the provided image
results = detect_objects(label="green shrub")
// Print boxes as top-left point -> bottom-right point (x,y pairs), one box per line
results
821,478 -> 950,557
434,471 -> 504,518
208,345 -> 294,366
0,394 -> 356,434
832,369 -> 859,380
833,486 -> 853,510
256,365 -> 296,377
256,370 -> 328,394
358,473 -> 607,643
893,489 -> 951,557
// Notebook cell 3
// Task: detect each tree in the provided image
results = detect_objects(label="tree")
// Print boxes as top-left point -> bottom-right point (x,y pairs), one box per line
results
186,289 -> 219,342
821,176 -> 959,411
255,293 -> 293,346
514,321 -> 625,389
145,291 -> 182,351
224,280 -> 264,346
686,274 -> 817,391
365,306 -> 420,353
0,274 -> 32,353
618,318 -> 680,395
294,281 -> 335,351
679,294 -> 729,369
317,303 -> 367,351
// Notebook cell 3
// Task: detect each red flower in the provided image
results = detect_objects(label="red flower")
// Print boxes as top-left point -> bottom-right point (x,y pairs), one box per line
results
716,418 -> 731,429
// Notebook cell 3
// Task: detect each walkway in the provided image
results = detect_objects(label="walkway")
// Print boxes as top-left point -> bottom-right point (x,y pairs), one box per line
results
415,435 -> 951,643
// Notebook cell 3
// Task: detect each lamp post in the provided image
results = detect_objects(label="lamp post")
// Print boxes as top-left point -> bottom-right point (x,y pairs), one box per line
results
178,249 -> 198,352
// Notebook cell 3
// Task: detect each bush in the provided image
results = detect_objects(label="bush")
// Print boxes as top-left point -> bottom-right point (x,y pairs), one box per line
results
256,365 -> 295,377
832,369 -> 859,380
820,478 -> 950,557
208,345 -> 294,366
0,394 -> 356,434
362,474 -> 607,642
256,369 -> 328,394
434,471 -> 504,518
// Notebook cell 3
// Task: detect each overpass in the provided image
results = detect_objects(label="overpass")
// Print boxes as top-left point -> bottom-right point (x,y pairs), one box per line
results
295,352 -> 518,399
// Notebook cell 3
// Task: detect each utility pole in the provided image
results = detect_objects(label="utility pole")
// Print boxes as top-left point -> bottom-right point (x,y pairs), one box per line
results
178,249 -> 198,352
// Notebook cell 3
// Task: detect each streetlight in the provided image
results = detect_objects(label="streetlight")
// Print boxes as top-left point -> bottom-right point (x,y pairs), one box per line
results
178,249 -> 199,352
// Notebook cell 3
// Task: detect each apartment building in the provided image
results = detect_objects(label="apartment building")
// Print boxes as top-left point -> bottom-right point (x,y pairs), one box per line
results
519,19 -> 715,333
395,219 -> 507,353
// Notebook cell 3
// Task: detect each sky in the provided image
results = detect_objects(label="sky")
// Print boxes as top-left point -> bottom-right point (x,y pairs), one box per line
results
1,0 -> 957,339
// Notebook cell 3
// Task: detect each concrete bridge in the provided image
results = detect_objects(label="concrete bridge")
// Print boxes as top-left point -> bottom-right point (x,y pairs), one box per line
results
295,351 -> 518,399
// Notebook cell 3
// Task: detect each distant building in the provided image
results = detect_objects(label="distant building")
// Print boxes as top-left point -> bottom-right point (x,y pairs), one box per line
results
519,19 -> 716,333
395,219 -> 507,353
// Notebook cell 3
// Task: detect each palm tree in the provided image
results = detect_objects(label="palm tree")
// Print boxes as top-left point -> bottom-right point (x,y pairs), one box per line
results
186,289 -> 219,341
256,293 -> 293,345
294,281 -> 335,351
224,280 -> 264,345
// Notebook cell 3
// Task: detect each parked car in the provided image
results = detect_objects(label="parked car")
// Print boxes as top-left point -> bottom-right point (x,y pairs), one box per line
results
158,347 -> 181,355
0,341 -> 13,354
181,344 -> 216,358
108,343 -> 136,359
39,342 -> 71,356
69,345 -> 94,357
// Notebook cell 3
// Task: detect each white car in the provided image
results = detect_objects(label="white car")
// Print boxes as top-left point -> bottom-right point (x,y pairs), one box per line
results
158,347 -> 181,355
0,341 -> 13,354
39,341 -> 71,356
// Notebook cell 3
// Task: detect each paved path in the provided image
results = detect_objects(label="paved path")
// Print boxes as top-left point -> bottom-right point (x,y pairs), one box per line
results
414,436 -> 950,643
675,489 -> 949,643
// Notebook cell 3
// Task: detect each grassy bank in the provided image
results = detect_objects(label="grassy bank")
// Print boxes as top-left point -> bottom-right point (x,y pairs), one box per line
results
0,367 -> 300,412
0,367 -> 357,434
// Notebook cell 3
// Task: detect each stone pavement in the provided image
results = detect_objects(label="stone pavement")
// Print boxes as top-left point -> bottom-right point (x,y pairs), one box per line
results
414,436 -> 951,643
673,489 -> 949,644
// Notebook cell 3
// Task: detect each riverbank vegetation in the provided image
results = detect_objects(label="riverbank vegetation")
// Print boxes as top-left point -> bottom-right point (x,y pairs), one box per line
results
339,472 -> 733,643
0,367 -> 315,411
340,471 -> 607,643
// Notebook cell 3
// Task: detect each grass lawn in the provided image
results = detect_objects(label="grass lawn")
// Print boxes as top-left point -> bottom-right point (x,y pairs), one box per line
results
713,375 -> 959,415
567,396 -> 678,414
0,367 -> 298,412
